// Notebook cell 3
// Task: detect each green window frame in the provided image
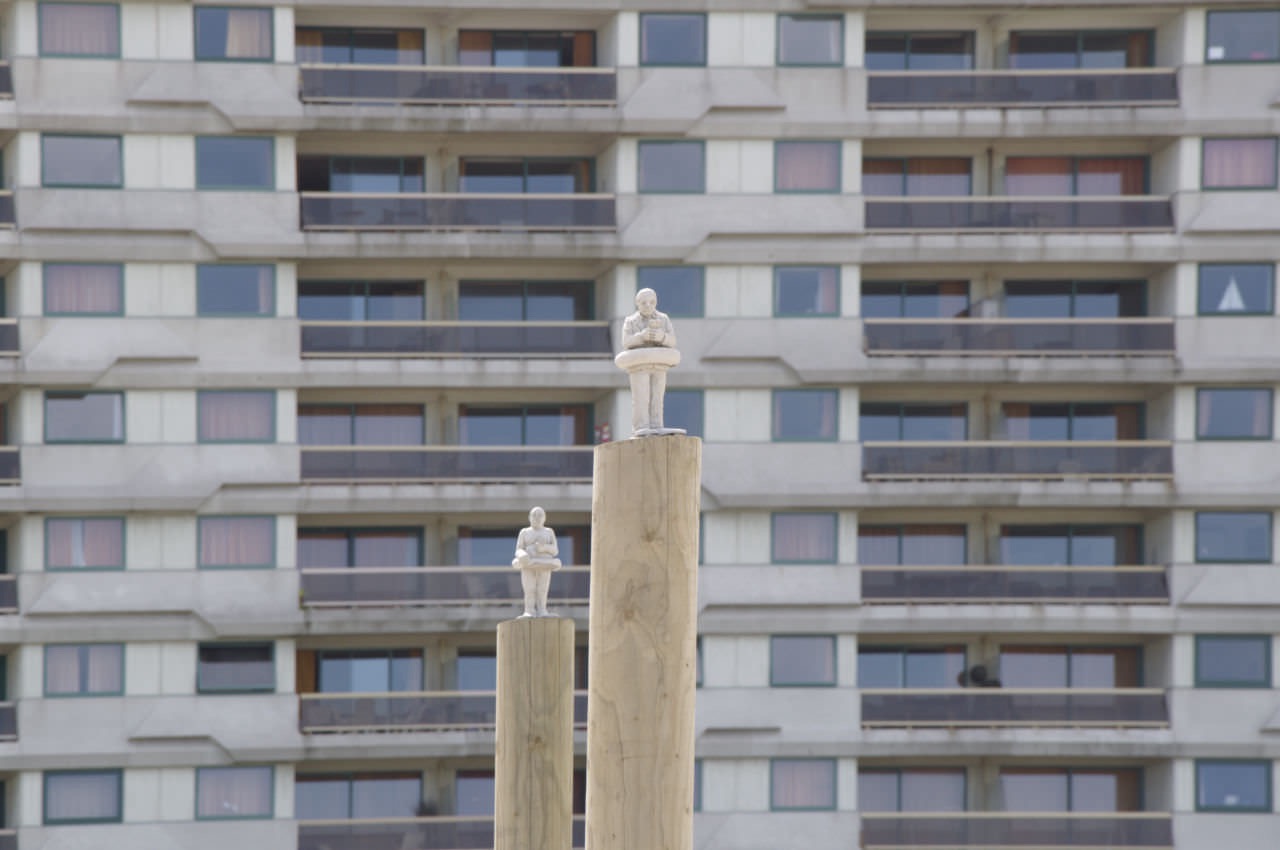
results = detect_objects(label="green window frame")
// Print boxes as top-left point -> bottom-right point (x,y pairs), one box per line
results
1201,137 -> 1280,191
38,2 -> 121,59
195,766 -> 275,820
1195,635 -> 1272,688
857,524 -> 969,566
195,136 -> 276,191
639,13 -> 708,67
860,401 -> 969,441
864,31 -> 976,71
198,516 -> 277,570
196,264 -> 277,317
43,769 -> 123,824
194,7 -> 274,63
44,391 -> 125,444
1002,279 -> 1148,318
40,133 -> 123,188
636,266 -> 705,318
44,516 -> 125,571
1205,10 -> 1280,63
774,265 -> 841,316
774,141 -> 842,194
770,758 -> 837,811
43,643 -> 125,697
1194,512 -> 1273,564
771,512 -> 838,564
776,14 -> 845,67
858,767 -> 968,812
456,279 -> 594,322
1197,263 -> 1275,316
1195,760 -> 1273,812
694,759 -> 702,811
1196,388 -> 1274,441
42,263 -> 125,316
196,642 -> 276,694
1008,29 -> 1155,69
664,389 -> 705,438
857,644 -> 967,688
197,390 -> 277,444
769,635 -> 837,687
637,140 -> 706,194
772,388 -> 839,442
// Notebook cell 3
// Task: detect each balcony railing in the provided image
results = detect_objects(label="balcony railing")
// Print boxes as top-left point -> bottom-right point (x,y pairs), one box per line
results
298,815 -> 585,850
864,197 -> 1173,231
299,63 -> 616,106
861,441 -> 1173,481
861,566 -> 1169,603
300,320 -> 611,358
299,192 -> 616,232
0,319 -> 18,356
299,566 -> 590,607
0,192 -> 14,228
867,68 -> 1178,108
861,688 -> 1168,727
0,60 -> 11,98
860,813 -> 1174,848
0,574 -> 15,612
0,701 -> 16,740
862,319 -> 1175,356
300,446 -> 594,483
298,690 -> 587,733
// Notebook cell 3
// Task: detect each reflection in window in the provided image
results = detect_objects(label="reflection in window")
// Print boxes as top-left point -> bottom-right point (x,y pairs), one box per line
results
638,142 -> 705,193
1195,635 -> 1271,688
999,525 -> 1142,566
771,759 -> 837,810
861,281 -> 970,318
999,645 -> 1142,687
45,392 -> 125,443
775,266 -> 839,316
1206,11 -> 1280,63
778,15 -> 843,66
46,517 -> 125,569
196,766 -> 274,819
772,389 -> 838,441
863,158 -> 971,196
41,135 -> 122,188
460,158 -> 592,193
1197,388 -> 1272,440
197,265 -> 275,316
1003,280 -> 1146,318
865,32 -> 974,71
858,525 -> 967,565
1002,402 -> 1143,440
636,267 -> 704,318
1195,512 -> 1272,563
1005,156 -> 1147,195
195,7 -> 273,61
775,142 -> 841,193
298,528 -> 422,568
860,403 -> 967,441
199,517 -> 276,569
298,404 -> 424,446
296,773 -> 423,820
299,281 -> 424,321
858,646 -> 965,688
197,643 -> 275,693
1000,767 -> 1142,811
770,635 -> 837,686
316,649 -> 422,693
196,137 -> 274,190
1202,138 -> 1278,190
664,390 -> 704,438
858,768 -> 966,811
299,156 -> 424,193
458,281 -> 592,321
1195,761 -> 1271,811
772,513 -> 837,563
1009,30 -> 1151,69
640,14 -> 706,66
458,405 -> 591,445
296,28 -> 425,65
1197,264 -> 1274,315
460,30 -> 595,67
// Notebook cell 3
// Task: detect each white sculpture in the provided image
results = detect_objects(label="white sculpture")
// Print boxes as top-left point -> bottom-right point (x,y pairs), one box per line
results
615,287 -> 683,437
512,506 -> 561,617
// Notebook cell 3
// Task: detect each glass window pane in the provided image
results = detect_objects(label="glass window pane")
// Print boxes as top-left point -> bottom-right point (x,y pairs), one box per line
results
1000,527 -> 1070,566
39,3 -> 120,57
904,647 -> 964,687
457,530 -> 513,566
1197,636 -> 1271,687
772,513 -> 837,563
524,282 -> 593,321
46,517 -> 124,569
457,652 -> 497,691
194,7 -> 273,61
199,391 -> 275,442
664,390 -> 703,438
776,142 -> 841,193
1004,281 -> 1074,318
1006,157 -> 1073,195
1197,762 -> 1271,810
858,527 -> 901,565
858,771 -> 900,812
45,644 -> 123,695
44,264 -> 123,315
456,772 -> 496,815
641,14 -> 706,66
771,760 -> 836,810
773,389 -> 837,441
42,135 -> 121,187
901,770 -> 966,811
1070,650 -> 1120,687
1077,157 -> 1147,195
196,137 -> 274,190
638,142 -> 705,193
771,635 -> 836,685
900,526 -> 967,565
45,393 -> 124,443
859,403 -> 901,441
857,648 -> 903,688
862,159 -> 905,196
352,405 -> 423,445
44,771 -> 122,823
197,766 -> 273,819
1001,770 -> 1068,811
636,267 -> 704,318
778,15 -> 843,66
775,266 -> 839,315
901,405 -> 966,441
352,776 -> 423,819
1073,281 -> 1146,318
198,644 -> 274,692
906,282 -> 969,318
197,265 -> 274,316
199,516 -> 275,568
1206,11 -> 1280,62
908,33 -> 973,71
460,160 -> 524,193
1198,264 -> 1274,315
459,408 -> 524,445
295,777 -> 351,820
1196,512 -> 1272,563
1080,32 -> 1137,69
865,34 -> 907,71
905,158 -> 971,196
1010,32 -> 1080,69
1198,389 -> 1272,439
458,281 -> 525,321
1069,403 -> 1122,441
1204,138 -> 1278,190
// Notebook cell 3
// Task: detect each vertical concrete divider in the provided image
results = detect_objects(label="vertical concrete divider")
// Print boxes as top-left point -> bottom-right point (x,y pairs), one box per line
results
586,435 -> 701,850
495,616 -> 575,850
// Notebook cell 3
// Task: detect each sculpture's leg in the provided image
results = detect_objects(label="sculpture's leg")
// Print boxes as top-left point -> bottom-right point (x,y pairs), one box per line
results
649,368 -> 667,430
628,369 -> 651,435
535,570 -> 552,616
519,569 -> 538,617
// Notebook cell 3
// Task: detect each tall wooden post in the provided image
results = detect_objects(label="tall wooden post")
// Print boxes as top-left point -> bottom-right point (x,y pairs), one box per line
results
495,616 -> 575,850
586,436 -> 701,850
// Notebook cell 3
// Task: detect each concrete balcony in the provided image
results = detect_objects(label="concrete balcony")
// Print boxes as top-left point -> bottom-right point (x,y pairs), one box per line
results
860,813 -> 1173,848
22,821 -> 296,850
0,574 -> 14,612
0,701 -> 15,740
300,320 -> 611,358
1170,563 -> 1280,607
861,566 -> 1168,604
299,192 -> 615,232
868,68 -> 1178,109
299,63 -> 615,106
861,689 -> 1168,728
701,564 -> 861,608
862,441 -> 1173,482
1167,689 -> 1280,745
697,688 -> 861,739
299,566 -> 589,608
298,691 -> 587,734
696,813 -> 862,850
298,816 -> 585,850
300,446 -> 593,483
862,319 -> 1174,357
865,197 -> 1173,232
1176,814 -> 1280,850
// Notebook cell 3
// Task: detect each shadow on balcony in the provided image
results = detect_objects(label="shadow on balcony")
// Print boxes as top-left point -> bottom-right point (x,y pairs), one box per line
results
300,446 -> 594,483
299,566 -> 590,608
860,812 -> 1173,848
861,441 -> 1173,481
299,64 -> 615,106
299,193 -> 615,231
862,319 -> 1174,356
861,566 -> 1168,603
861,689 -> 1168,727
865,197 -> 1172,231
867,69 -> 1178,108
298,691 -> 587,733
298,815 -> 585,850
300,321 -> 611,358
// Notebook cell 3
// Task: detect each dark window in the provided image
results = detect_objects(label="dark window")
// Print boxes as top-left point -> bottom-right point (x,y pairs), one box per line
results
861,281 -> 970,318
775,141 -> 841,193
664,390 -> 704,438
198,391 -> 276,443
1206,11 -> 1280,63
1001,767 -> 1143,811
770,635 -> 836,686
459,30 -> 595,67
1004,280 -> 1146,318
296,27 -> 424,65
863,158 -> 971,196
771,759 -> 836,810
694,760 -> 702,811
860,403 -> 967,441
778,14 -> 843,66
636,267 -> 704,318
295,773 -> 423,820
1198,264 -> 1274,315
858,525 -> 967,566
1197,388 -> 1273,440
858,768 -> 966,812
46,517 -> 125,570
197,265 -> 275,316
1195,635 -> 1271,688
43,770 -> 122,824
640,14 -> 706,66
638,142 -> 705,193
194,7 -> 273,61
199,517 -> 276,569
1195,512 -> 1272,563
772,513 -> 838,563
316,649 -> 422,693
456,649 -> 496,691
999,525 -> 1143,566
459,158 -> 591,194
197,643 -> 275,693
458,405 -> 591,446
457,526 -> 589,567
458,281 -> 592,322
298,155 -> 424,194
775,266 -> 839,316
865,32 -> 974,71
1203,138 -> 1278,189
196,766 -> 274,819
298,281 -> 424,321
858,646 -> 965,688
297,528 -> 422,568
41,135 -> 121,187
44,263 -> 123,316
1196,761 -> 1272,812
44,644 -> 123,696
196,137 -> 274,190
39,3 -> 120,57
1002,402 -> 1143,440
1005,156 -> 1147,195
773,389 -> 838,441
297,404 -> 424,446
45,392 -> 124,443
456,770 -> 495,815
1000,645 -> 1142,687
1009,30 -> 1152,69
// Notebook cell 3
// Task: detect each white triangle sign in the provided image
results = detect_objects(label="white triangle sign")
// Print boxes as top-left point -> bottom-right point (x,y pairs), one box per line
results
1217,276 -> 1247,312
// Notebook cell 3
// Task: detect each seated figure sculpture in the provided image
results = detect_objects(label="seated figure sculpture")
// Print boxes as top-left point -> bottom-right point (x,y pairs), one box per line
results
512,506 -> 561,617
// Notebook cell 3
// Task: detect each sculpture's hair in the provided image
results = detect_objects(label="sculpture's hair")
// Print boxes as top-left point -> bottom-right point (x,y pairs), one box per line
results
635,287 -> 657,304
530,506 -> 546,520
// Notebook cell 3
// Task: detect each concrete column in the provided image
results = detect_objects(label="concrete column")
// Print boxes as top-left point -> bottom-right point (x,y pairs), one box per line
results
586,436 -> 701,850
495,617 -> 575,850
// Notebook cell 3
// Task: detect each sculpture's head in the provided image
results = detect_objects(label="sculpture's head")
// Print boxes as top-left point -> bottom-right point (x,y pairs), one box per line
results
529,506 -> 546,528
635,287 -> 658,318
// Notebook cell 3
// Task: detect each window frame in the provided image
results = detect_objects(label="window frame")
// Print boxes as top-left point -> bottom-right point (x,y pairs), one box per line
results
1196,263 -> 1275,317
455,279 -> 594,322
38,2 -> 122,59
297,526 -> 424,569
776,13 -> 845,68
193,6 -> 275,63
1194,634 -> 1272,689
42,262 -> 125,317
40,133 -> 124,189
1194,511 -> 1273,564
296,26 -> 426,66
44,516 -> 126,572
860,401 -> 970,442
196,263 -> 277,318
864,30 -> 977,72
196,642 -> 276,694
1002,400 -> 1146,441
997,523 -> 1144,567
637,140 -> 706,195
43,769 -> 124,825
43,391 -> 126,444
1201,137 -> 1280,191
198,515 -> 278,570
635,266 -> 706,318
769,758 -> 838,811
1195,759 -> 1273,813
773,265 -> 841,317
858,524 -> 970,566
862,156 -> 974,196
774,141 -> 843,195
43,643 -> 125,697
1002,279 -> 1149,318
857,644 -> 968,689
663,388 -> 705,438
1195,387 -> 1274,441
1205,10 -> 1280,64
194,135 -> 276,191
197,389 -> 278,444
638,13 -> 708,68
771,388 -> 839,443
457,403 -> 593,447
1007,28 -> 1155,70
771,512 -> 839,564
858,766 -> 969,813
1002,154 -> 1150,196
769,634 -> 838,687
194,765 -> 275,820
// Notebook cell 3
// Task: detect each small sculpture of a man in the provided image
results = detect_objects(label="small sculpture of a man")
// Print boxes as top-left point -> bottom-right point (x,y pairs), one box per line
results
620,287 -> 679,435
511,506 -> 561,618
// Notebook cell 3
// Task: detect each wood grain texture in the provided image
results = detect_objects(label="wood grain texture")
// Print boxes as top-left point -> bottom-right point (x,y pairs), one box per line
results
496,616 -> 576,850
586,436 -> 701,850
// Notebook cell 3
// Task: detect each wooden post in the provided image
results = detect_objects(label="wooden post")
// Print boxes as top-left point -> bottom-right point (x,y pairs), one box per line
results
495,616 -> 575,850
586,436 -> 701,850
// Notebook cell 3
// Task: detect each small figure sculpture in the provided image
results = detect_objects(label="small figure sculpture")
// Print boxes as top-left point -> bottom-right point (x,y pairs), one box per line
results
615,288 -> 683,437
512,506 -> 561,617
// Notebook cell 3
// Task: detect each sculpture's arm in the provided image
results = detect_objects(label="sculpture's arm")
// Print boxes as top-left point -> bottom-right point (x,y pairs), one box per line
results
659,316 -> 677,349
544,530 -> 559,558
621,317 -> 647,349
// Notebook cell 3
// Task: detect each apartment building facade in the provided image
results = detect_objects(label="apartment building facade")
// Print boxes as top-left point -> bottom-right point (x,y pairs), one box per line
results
0,1 -> 1278,849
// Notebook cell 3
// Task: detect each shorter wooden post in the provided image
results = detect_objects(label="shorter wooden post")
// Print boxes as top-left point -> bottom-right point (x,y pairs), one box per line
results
495,616 -> 575,850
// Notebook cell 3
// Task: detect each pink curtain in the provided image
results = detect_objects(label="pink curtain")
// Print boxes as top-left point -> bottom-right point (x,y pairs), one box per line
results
772,760 -> 835,809
774,513 -> 837,561
44,264 -> 122,314
777,142 -> 841,192
197,767 -> 273,818
1204,139 -> 1278,189
200,517 -> 274,567
1077,158 -> 1146,195
40,4 -> 119,56
45,771 -> 120,821
200,392 -> 274,442
47,518 -> 124,568
45,644 -> 121,694
1006,158 -> 1073,195
223,10 -> 272,59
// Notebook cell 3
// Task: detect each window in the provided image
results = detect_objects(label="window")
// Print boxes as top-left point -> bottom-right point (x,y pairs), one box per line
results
664,390 -> 704,438
638,141 -> 705,194
1197,388 -> 1273,440
636,267 -> 704,318
858,525 -> 967,566
44,392 -> 124,443
858,768 -> 966,811
299,280 -> 423,321
196,766 -> 273,819
458,158 -> 591,194
639,14 -> 706,66
39,3 -> 120,57
315,649 -> 422,692
863,158 -> 971,196
771,759 -> 836,810
41,134 -> 122,188
298,528 -> 422,568
770,635 -> 836,686
861,403 -> 967,441
43,770 -> 122,824
197,265 -> 275,316
195,137 -> 274,190
1001,767 -> 1142,811
778,14 -> 843,66
197,643 -> 275,693
198,391 -> 275,443
458,281 -> 591,321
457,526 -> 589,567
299,156 -> 425,194
861,281 -> 970,318
1195,512 -> 1272,563
456,770 -> 495,815
44,263 -> 123,315
1002,402 -> 1143,440
775,266 -> 839,316
1004,280 -> 1146,318
295,773 -> 423,820
1206,10 -> 1280,63
1000,646 -> 1142,687
199,517 -> 276,569
1009,30 -> 1152,69
1198,264 -> 1274,315
460,30 -> 595,67
1203,138 -> 1278,190
459,405 -> 590,446
858,646 -> 965,688
772,513 -> 838,563
694,760 -> 702,811
457,649 -> 497,691
999,525 -> 1143,566
45,517 -> 124,570
298,404 -> 424,445
194,7 -> 273,61
1005,157 -> 1147,195
865,32 -> 974,70
775,142 -> 841,194
1196,635 -> 1272,688
44,644 -> 123,696
773,389 -> 838,441
1196,761 -> 1271,812
296,28 -> 424,65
